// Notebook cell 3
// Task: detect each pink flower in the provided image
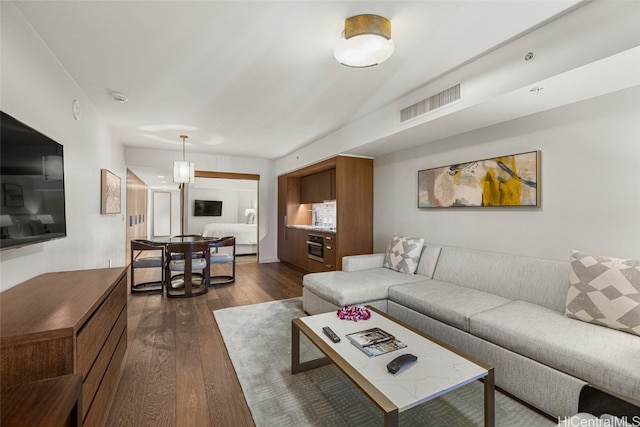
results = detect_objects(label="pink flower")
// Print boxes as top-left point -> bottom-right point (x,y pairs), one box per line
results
337,306 -> 371,321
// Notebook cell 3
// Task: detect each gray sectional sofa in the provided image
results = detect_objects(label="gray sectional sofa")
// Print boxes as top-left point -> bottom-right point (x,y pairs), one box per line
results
302,244 -> 640,418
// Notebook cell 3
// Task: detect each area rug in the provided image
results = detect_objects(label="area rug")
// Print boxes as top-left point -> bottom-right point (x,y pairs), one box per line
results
213,298 -> 555,427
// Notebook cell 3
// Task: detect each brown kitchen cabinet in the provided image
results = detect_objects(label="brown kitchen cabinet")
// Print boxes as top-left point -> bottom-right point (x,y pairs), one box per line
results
299,169 -> 335,204
322,233 -> 337,271
278,156 -> 372,272
286,227 -> 309,270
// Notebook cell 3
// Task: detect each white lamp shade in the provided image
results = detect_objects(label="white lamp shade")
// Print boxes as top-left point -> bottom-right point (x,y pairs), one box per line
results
334,34 -> 394,67
36,214 -> 55,224
173,161 -> 195,183
0,215 -> 13,227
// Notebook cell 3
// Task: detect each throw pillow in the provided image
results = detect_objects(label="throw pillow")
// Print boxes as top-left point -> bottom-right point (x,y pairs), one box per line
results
382,234 -> 425,274
565,250 -> 640,337
415,245 -> 442,278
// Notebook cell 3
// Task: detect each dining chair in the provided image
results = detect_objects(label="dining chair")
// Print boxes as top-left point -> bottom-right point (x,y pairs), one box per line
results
130,239 -> 165,293
209,236 -> 236,285
165,241 -> 210,298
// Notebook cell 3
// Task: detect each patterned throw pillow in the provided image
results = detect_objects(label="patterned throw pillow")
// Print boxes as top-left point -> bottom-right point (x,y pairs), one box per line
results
565,250 -> 640,336
382,234 -> 425,274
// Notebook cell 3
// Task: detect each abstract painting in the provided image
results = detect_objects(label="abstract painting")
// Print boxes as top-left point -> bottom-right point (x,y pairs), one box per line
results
418,151 -> 540,208
101,169 -> 121,214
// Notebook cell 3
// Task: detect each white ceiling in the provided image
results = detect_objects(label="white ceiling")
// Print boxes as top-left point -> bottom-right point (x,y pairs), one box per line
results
13,0 -> 584,165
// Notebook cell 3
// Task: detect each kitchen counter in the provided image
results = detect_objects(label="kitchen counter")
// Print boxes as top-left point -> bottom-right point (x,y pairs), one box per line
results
288,225 -> 336,234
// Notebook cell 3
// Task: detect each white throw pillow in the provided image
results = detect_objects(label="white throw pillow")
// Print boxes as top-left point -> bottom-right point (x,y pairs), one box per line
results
565,250 -> 640,337
382,234 -> 425,274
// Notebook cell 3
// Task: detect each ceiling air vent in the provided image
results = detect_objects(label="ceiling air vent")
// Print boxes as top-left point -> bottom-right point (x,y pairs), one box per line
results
400,83 -> 461,123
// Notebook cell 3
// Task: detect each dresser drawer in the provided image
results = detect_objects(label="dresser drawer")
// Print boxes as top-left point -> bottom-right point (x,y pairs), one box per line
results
76,275 -> 126,377
84,328 -> 127,427
82,305 -> 127,419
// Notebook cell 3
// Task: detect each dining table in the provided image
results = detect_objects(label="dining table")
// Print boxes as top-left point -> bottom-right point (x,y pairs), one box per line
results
150,235 -> 222,297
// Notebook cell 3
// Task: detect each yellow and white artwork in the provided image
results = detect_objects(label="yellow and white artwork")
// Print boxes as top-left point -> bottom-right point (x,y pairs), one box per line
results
418,151 -> 540,208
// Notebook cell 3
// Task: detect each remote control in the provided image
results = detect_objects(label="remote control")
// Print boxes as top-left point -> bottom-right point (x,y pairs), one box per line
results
387,353 -> 418,374
322,326 -> 340,343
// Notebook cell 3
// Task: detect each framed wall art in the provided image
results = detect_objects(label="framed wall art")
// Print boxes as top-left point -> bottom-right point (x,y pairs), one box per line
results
418,151 -> 540,208
2,183 -> 24,207
101,169 -> 121,214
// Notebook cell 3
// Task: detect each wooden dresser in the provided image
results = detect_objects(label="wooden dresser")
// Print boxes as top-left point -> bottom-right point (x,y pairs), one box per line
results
1,267 -> 128,426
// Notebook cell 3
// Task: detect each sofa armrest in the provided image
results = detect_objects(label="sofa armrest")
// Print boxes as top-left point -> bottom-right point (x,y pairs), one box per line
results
342,253 -> 386,272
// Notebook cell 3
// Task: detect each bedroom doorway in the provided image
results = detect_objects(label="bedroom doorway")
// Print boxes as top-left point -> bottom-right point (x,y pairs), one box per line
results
188,171 -> 260,263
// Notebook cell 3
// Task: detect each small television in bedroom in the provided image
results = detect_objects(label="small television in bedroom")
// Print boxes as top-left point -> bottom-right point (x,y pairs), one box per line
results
194,199 -> 222,216
1,111 -> 67,250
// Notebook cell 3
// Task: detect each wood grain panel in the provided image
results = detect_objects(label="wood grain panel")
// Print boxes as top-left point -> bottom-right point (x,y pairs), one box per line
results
126,169 -> 149,261
84,328 -> 127,426
77,275 -> 127,377
1,267 -> 128,426
335,156 -> 373,269
1,268 -> 126,341
1,374 -> 82,427
0,337 -> 74,391
82,306 -> 127,419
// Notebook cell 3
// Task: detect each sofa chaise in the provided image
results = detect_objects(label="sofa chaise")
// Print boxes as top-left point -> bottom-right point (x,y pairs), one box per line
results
302,238 -> 640,418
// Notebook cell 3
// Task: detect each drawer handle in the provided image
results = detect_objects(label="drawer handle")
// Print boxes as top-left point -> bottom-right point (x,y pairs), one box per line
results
325,236 -> 332,241
326,246 -> 332,250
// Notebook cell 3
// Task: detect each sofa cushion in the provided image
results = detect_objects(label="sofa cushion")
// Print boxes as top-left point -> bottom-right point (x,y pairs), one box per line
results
415,245 -> 442,278
471,300 -> 640,401
388,279 -> 512,332
433,246 -> 570,313
303,268 -> 425,307
382,234 -> 424,274
566,250 -> 640,337
342,253 -> 385,272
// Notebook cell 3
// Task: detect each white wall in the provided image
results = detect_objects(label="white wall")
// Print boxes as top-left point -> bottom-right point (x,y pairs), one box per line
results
125,147 -> 277,262
0,2 -> 127,291
186,187 -> 256,234
374,87 -> 640,262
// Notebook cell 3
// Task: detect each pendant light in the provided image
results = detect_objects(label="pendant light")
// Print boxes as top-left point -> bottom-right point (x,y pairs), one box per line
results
173,135 -> 194,184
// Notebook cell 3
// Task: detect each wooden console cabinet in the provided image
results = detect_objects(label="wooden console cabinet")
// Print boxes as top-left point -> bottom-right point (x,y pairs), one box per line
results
1,267 -> 128,427
278,156 -> 373,271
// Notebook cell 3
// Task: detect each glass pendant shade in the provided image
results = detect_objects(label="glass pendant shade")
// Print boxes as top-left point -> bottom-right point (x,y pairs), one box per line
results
173,134 -> 195,184
173,160 -> 194,184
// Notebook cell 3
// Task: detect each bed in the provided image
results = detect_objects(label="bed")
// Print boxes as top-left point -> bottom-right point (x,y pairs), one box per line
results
202,223 -> 257,255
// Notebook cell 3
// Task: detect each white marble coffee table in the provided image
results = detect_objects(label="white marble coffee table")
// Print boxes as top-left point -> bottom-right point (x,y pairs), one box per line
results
292,306 -> 495,427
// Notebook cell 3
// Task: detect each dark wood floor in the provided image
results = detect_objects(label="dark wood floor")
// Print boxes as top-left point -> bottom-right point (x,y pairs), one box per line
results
106,259 -> 305,426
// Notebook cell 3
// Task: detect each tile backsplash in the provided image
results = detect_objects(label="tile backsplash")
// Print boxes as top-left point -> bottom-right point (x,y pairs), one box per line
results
312,200 -> 336,227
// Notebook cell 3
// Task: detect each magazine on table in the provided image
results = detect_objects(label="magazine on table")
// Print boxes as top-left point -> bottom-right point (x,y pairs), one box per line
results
346,327 -> 407,357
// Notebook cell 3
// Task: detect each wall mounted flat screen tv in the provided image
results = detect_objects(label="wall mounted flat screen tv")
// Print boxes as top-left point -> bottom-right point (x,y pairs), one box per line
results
1,111 -> 67,250
194,200 -> 222,216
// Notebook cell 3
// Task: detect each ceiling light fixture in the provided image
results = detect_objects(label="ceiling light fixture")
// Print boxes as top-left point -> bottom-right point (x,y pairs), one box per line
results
173,135 -> 194,184
334,14 -> 394,68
